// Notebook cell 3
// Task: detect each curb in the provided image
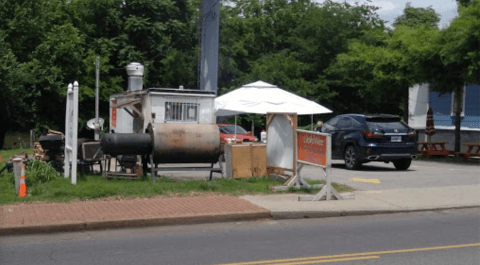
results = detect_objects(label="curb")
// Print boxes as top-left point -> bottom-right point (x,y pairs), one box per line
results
270,205 -> 480,220
2,206 -> 479,236
0,211 -> 272,236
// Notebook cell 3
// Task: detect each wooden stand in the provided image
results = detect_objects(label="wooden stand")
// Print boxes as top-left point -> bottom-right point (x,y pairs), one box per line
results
417,142 -> 450,158
224,143 -> 267,179
461,143 -> 480,161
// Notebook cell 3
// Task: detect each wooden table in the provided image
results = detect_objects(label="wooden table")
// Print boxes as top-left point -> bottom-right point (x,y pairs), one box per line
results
224,143 -> 267,179
417,142 -> 450,158
462,143 -> 480,161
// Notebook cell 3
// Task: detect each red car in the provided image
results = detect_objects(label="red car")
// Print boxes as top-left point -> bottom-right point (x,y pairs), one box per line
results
217,124 -> 257,143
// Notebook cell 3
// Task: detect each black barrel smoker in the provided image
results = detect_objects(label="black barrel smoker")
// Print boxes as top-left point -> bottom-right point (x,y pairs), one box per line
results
101,123 -> 221,180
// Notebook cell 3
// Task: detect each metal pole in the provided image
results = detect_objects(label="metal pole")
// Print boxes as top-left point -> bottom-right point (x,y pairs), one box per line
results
311,114 -> 313,130
95,56 -> 100,141
234,115 -> 237,140
251,119 -> 254,136
30,129 -> 34,148
13,158 -> 22,194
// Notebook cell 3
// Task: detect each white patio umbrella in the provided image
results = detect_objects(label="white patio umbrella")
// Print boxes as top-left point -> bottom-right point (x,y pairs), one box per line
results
215,81 -> 332,138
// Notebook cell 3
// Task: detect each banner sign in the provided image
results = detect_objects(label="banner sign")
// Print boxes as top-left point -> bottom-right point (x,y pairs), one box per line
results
111,108 -> 117,128
297,132 -> 327,167
296,129 -> 331,169
296,129 -> 341,200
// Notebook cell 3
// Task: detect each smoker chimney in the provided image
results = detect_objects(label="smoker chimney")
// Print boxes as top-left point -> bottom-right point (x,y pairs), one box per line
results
126,62 -> 144,91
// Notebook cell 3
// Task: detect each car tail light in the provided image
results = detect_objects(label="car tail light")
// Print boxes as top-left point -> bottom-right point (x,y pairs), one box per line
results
362,131 -> 383,137
408,131 -> 416,138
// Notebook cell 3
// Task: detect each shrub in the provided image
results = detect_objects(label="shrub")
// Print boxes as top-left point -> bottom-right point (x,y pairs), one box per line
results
25,160 -> 60,186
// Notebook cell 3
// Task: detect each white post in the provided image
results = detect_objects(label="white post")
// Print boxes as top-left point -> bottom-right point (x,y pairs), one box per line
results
72,81 -> 79,185
64,84 -> 72,179
64,82 -> 79,185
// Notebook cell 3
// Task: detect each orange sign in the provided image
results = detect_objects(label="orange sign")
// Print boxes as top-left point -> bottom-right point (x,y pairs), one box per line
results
297,132 -> 327,167
111,108 -> 117,127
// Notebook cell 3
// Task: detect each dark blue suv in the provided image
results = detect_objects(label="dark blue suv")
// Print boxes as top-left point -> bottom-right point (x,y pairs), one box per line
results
321,114 -> 417,170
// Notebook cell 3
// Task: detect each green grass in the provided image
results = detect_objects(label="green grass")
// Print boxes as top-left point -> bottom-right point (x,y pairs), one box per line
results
3,132 -> 31,149
0,148 -> 355,204
416,154 -> 480,165
0,174 -> 285,204
0,148 -> 33,168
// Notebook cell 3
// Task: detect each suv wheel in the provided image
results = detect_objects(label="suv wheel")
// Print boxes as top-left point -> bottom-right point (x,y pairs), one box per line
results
344,145 -> 361,170
393,158 -> 412,170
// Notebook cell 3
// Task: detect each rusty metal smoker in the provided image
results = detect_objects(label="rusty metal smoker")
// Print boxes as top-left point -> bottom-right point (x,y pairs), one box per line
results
102,62 -> 222,180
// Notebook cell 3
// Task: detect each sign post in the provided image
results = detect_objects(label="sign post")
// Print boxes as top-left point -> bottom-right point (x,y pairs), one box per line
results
64,82 -> 79,185
296,129 -> 343,201
265,113 -> 297,185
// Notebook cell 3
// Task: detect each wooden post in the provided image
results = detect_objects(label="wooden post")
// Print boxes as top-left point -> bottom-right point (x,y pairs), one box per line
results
30,129 -> 35,148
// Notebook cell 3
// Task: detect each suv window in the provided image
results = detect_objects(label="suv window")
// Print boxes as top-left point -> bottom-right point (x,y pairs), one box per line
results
322,116 -> 340,132
366,118 -> 408,131
337,117 -> 350,128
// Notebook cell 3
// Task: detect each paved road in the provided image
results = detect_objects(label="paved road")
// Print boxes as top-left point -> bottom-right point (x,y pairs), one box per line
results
1,209 -> 479,265
300,159 -> 480,191
153,160 -> 479,191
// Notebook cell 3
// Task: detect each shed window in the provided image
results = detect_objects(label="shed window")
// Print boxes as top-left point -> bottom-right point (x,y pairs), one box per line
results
165,102 -> 199,121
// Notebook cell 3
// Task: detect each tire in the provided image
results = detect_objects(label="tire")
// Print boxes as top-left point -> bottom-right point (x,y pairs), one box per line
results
344,145 -> 361,170
393,158 -> 412,170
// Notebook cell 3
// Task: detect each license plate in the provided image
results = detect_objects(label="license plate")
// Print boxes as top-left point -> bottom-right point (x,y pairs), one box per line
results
391,136 -> 401,142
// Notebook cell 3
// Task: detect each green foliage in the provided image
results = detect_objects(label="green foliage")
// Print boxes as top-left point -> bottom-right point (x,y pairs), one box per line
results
199,180 -> 219,191
1,0 -> 478,139
393,2 -> 440,29
24,160 -> 60,187
326,3 -> 442,118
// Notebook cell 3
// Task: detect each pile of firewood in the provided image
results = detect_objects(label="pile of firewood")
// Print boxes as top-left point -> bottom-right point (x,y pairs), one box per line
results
34,129 -> 65,162
8,152 -> 35,164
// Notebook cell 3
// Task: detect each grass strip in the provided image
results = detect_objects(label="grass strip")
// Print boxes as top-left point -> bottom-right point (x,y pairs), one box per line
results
1,148 -> 354,204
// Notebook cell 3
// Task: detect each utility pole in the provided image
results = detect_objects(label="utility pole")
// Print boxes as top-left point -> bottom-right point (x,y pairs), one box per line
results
95,56 -> 100,140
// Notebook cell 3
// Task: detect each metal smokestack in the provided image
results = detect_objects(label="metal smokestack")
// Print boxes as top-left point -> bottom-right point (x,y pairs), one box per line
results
126,62 -> 144,91
198,0 -> 219,94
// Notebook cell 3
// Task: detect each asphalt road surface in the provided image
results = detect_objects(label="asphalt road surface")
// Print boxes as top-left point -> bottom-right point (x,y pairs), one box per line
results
301,159 -> 480,191
153,159 -> 479,191
1,208 -> 479,265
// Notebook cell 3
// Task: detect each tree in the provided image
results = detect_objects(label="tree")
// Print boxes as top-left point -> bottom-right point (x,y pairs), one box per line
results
393,2 -> 440,29
0,36 -> 30,148
0,0 -> 201,146
327,3 -> 441,121
0,0 -> 75,141
425,0 -> 480,152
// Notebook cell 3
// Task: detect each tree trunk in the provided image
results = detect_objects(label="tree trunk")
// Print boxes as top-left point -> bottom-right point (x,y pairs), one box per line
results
0,95 -> 7,149
454,85 -> 462,152
403,87 -> 409,123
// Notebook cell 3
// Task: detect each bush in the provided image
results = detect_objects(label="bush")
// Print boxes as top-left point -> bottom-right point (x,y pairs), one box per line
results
25,160 -> 60,186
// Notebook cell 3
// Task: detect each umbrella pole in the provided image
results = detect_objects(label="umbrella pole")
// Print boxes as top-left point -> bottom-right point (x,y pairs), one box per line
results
252,120 -> 254,136
311,114 -> 313,131
235,115 -> 237,140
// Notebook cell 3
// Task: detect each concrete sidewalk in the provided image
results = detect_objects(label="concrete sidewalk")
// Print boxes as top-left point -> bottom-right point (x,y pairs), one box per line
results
1,185 -> 479,235
242,184 -> 480,219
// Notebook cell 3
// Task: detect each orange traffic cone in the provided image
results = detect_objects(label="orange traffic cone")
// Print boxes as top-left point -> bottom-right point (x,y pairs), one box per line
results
19,164 -> 27,198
